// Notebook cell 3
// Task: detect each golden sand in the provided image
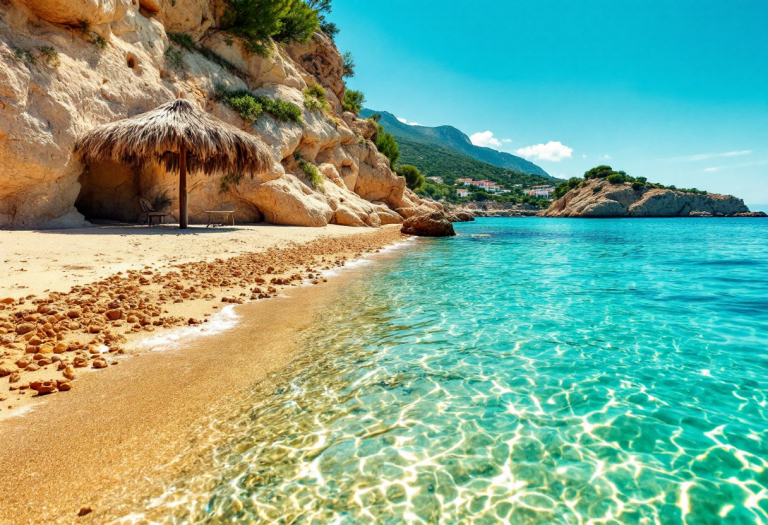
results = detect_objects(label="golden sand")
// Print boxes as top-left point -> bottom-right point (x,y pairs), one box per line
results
0,224 -> 408,523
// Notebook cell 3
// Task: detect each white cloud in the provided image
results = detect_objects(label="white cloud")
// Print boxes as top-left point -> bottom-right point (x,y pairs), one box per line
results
470,131 -> 503,148
582,154 -> 587,159
502,138 -> 513,144
515,141 -> 573,162
408,122 -> 421,126
703,159 -> 768,172
397,117 -> 407,123
600,154 -> 612,160
704,167 -> 719,172
672,150 -> 752,162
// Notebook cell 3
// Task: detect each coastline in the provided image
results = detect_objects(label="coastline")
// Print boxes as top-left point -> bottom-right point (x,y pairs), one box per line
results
0,224 -> 407,418
0,224 -> 413,523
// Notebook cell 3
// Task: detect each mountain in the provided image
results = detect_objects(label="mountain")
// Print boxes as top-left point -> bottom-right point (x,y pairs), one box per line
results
396,138 -> 555,189
360,109 -> 552,178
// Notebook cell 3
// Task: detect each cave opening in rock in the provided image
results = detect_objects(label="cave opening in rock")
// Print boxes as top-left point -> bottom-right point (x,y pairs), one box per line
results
74,160 -> 173,223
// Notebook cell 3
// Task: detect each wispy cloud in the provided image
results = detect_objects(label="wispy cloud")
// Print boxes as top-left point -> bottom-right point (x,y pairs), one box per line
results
396,116 -> 421,126
703,159 -> 768,173
672,150 -> 752,162
516,141 -> 573,162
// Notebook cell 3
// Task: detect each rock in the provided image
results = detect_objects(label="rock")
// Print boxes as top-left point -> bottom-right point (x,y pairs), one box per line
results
63,365 -> 76,380
89,325 -> 103,333
73,356 -> 89,368
67,309 -> 82,319
92,358 -> 108,369
541,179 -> 751,218
39,344 -> 55,354
56,380 -> 72,391
401,211 -> 457,237
15,323 -> 35,335
25,363 -> 40,372
0,362 -> 18,377
0,298 -> 14,305
16,356 -> 33,369
15,0 -> 132,26
106,309 -> 123,321
54,342 -> 68,354
29,380 -> 57,395
454,211 -> 475,222
733,211 -> 768,217
255,176 -> 333,227
8,372 -> 20,383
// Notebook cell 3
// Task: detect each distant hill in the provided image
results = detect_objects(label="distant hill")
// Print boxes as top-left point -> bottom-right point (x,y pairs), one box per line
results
360,109 -> 552,178
396,138 -> 555,189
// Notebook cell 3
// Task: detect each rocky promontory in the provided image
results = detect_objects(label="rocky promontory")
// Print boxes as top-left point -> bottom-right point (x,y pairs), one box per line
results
540,178 -> 752,218
0,0 -> 442,229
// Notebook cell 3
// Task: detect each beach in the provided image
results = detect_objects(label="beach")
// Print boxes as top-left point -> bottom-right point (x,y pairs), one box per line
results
0,224 -> 413,525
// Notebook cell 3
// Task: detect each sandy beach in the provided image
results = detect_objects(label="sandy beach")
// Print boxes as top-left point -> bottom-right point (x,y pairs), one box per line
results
0,224 -> 412,525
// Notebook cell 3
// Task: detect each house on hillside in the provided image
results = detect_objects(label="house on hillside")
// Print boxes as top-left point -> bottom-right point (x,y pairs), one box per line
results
525,185 -> 555,198
457,188 -> 470,198
427,176 -> 443,184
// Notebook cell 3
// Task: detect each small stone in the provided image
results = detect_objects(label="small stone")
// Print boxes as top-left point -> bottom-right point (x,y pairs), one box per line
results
56,380 -> 72,391
25,363 -> 40,372
67,309 -> 82,319
15,356 -> 32,368
0,362 -> 18,377
9,371 -> 20,383
28,335 -> 43,346
39,344 -> 54,354
63,365 -> 75,380
88,325 -> 102,334
53,342 -> 68,354
15,323 -> 35,335
126,315 -> 139,324
105,309 -> 123,321
92,358 -> 108,369
0,297 -> 15,305
73,356 -> 88,368
29,380 -> 57,394
78,507 -> 92,517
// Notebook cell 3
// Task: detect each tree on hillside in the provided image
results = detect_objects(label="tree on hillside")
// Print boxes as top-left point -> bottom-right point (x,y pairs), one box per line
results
342,51 -> 355,77
221,0 -> 291,54
342,89 -> 365,114
273,0 -> 319,43
398,165 -> 425,191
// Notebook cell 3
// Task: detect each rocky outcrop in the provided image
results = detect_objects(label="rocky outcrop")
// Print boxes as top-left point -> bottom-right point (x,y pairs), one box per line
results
540,179 -> 751,218
401,211 -> 456,237
0,0 -> 427,228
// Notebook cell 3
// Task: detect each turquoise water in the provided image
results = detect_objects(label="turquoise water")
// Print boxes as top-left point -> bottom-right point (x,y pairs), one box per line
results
156,218 -> 768,524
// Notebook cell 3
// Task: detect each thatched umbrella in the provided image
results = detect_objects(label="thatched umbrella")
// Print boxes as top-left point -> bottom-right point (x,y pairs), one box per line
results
75,97 -> 271,229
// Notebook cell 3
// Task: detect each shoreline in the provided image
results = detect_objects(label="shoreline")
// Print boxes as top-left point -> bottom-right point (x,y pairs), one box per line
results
0,224 -> 408,418
0,225 -> 413,523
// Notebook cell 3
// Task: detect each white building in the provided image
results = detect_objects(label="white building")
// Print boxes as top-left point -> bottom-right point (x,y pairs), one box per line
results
457,188 -> 470,198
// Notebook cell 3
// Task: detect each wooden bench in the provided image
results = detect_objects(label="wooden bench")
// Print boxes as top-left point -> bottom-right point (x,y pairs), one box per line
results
139,198 -> 169,226
205,210 -> 235,227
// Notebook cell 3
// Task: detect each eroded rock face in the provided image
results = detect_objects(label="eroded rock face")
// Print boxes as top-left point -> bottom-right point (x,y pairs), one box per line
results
541,179 -> 750,218
0,0 -> 434,229
401,211 -> 456,237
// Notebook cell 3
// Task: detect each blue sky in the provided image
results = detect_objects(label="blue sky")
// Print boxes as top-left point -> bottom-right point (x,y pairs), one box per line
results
331,0 -> 768,206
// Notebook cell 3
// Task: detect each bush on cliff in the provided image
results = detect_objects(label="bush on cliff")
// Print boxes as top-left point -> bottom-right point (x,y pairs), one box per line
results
303,84 -> 329,111
397,165 -> 425,192
216,87 -> 302,124
342,90 -> 365,114
273,0 -> 318,43
222,0 -> 319,55
374,128 -> 400,170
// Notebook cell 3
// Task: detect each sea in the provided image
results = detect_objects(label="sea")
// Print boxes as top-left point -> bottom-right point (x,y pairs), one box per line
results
142,218 -> 768,524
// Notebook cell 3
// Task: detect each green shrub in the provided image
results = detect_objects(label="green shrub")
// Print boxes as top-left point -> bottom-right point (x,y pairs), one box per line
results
342,89 -> 365,114
13,48 -> 35,64
631,181 -> 645,191
606,173 -> 626,184
397,165 -> 425,192
38,46 -> 60,68
584,165 -> 614,179
552,177 -> 581,200
374,127 -> 400,169
295,154 -> 324,191
216,88 -> 263,123
92,33 -> 107,49
342,51 -> 355,77
260,96 -> 302,123
320,21 -> 339,40
168,32 -> 196,51
303,84 -> 329,111
273,0 -> 318,43
221,0 -> 290,56
149,190 -> 173,211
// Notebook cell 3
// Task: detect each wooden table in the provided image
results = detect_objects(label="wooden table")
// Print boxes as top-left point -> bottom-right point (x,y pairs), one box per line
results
204,210 -> 235,227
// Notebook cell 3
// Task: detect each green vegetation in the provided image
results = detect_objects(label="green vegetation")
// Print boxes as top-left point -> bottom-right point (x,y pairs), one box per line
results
92,33 -> 107,49
397,165 -> 425,192
216,86 -> 302,124
221,0 -> 322,55
273,0 -> 318,43
13,48 -> 35,64
294,153 -> 324,191
373,126 -> 400,169
306,0 -> 338,40
303,84 -> 329,111
38,46 -> 60,68
342,89 -> 365,114
219,172 -> 244,193
148,190 -> 173,211
342,51 -> 355,77
553,165 -> 708,200
168,32 -> 196,51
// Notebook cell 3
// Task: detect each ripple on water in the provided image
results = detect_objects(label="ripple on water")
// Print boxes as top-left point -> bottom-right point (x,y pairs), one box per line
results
136,218 -> 768,524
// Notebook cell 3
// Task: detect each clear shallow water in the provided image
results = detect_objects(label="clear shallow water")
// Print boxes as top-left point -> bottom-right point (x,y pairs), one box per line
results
149,218 -> 768,524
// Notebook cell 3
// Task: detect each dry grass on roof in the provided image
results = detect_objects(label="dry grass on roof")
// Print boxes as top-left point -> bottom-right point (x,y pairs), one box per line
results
75,99 -> 272,176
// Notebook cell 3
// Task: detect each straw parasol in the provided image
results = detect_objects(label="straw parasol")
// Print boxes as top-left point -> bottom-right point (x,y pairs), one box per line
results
75,97 -> 271,229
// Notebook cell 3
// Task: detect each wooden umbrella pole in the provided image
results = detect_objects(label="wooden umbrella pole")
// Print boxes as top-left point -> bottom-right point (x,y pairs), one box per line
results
179,143 -> 188,229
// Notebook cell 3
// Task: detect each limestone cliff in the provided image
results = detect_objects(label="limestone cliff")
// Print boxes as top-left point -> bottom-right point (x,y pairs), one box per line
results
0,0 -> 433,228
540,179 -> 751,218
